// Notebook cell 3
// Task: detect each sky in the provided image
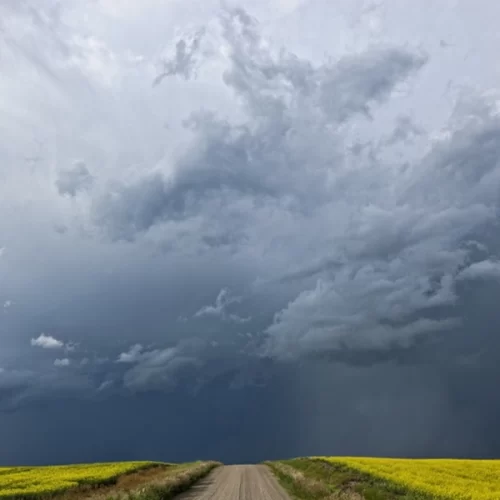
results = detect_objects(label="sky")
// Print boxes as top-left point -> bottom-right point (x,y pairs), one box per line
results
1,0 -> 500,465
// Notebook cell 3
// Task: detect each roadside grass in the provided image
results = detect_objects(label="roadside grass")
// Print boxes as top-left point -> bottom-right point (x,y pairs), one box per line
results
0,461 -> 220,500
265,458 -> 434,500
111,461 -> 220,500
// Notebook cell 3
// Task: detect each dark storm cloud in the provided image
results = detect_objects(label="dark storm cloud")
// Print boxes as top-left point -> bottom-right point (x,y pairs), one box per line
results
0,364 -> 94,412
116,340 -> 204,392
0,361 -> 300,465
3,0 -> 500,465
263,92 -> 500,360
91,8 -> 426,248
3,2 -> 497,377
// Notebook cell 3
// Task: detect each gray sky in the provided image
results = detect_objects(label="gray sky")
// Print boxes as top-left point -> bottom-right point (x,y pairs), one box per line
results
2,0 -> 500,464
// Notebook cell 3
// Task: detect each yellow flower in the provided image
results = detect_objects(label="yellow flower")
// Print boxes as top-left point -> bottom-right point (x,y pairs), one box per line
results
316,457 -> 500,500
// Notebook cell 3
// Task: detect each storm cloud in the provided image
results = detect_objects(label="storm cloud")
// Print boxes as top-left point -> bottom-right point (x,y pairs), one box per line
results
1,0 -> 500,464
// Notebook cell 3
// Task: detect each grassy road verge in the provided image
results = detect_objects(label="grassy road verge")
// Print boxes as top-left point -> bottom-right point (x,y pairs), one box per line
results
265,458 -> 432,500
267,457 -> 500,500
120,461 -> 220,500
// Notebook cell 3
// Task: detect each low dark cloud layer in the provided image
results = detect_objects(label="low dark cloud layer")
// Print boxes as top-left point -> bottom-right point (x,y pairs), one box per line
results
1,0 -> 500,465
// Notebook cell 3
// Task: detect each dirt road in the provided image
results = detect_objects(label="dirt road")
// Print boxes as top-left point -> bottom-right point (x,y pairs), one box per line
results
176,465 -> 291,500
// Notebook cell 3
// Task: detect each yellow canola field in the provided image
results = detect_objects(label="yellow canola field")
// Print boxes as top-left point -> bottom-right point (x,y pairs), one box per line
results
320,457 -> 500,500
0,461 -> 158,498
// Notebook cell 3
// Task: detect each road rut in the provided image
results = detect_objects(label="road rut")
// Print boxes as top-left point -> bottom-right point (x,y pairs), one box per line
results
176,465 -> 290,500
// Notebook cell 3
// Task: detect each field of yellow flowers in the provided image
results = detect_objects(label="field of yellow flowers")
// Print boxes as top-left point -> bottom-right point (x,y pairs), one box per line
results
0,461 -> 159,499
320,457 -> 500,500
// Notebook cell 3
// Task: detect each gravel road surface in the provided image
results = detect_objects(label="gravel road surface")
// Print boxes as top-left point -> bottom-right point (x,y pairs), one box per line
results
176,465 -> 291,500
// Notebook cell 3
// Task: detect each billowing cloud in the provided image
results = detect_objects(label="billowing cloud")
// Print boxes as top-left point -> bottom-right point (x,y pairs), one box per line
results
6,0 -> 500,372
2,0 -> 500,464
116,344 -> 144,363
31,334 -> 64,350
194,288 -> 251,323
121,343 -> 203,392
89,9 -> 426,247
260,87 -> 500,359
457,260 -> 500,281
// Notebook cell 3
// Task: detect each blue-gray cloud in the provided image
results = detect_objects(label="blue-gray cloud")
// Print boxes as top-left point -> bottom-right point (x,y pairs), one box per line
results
56,161 -> 94,197
2,0 -> 500,464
